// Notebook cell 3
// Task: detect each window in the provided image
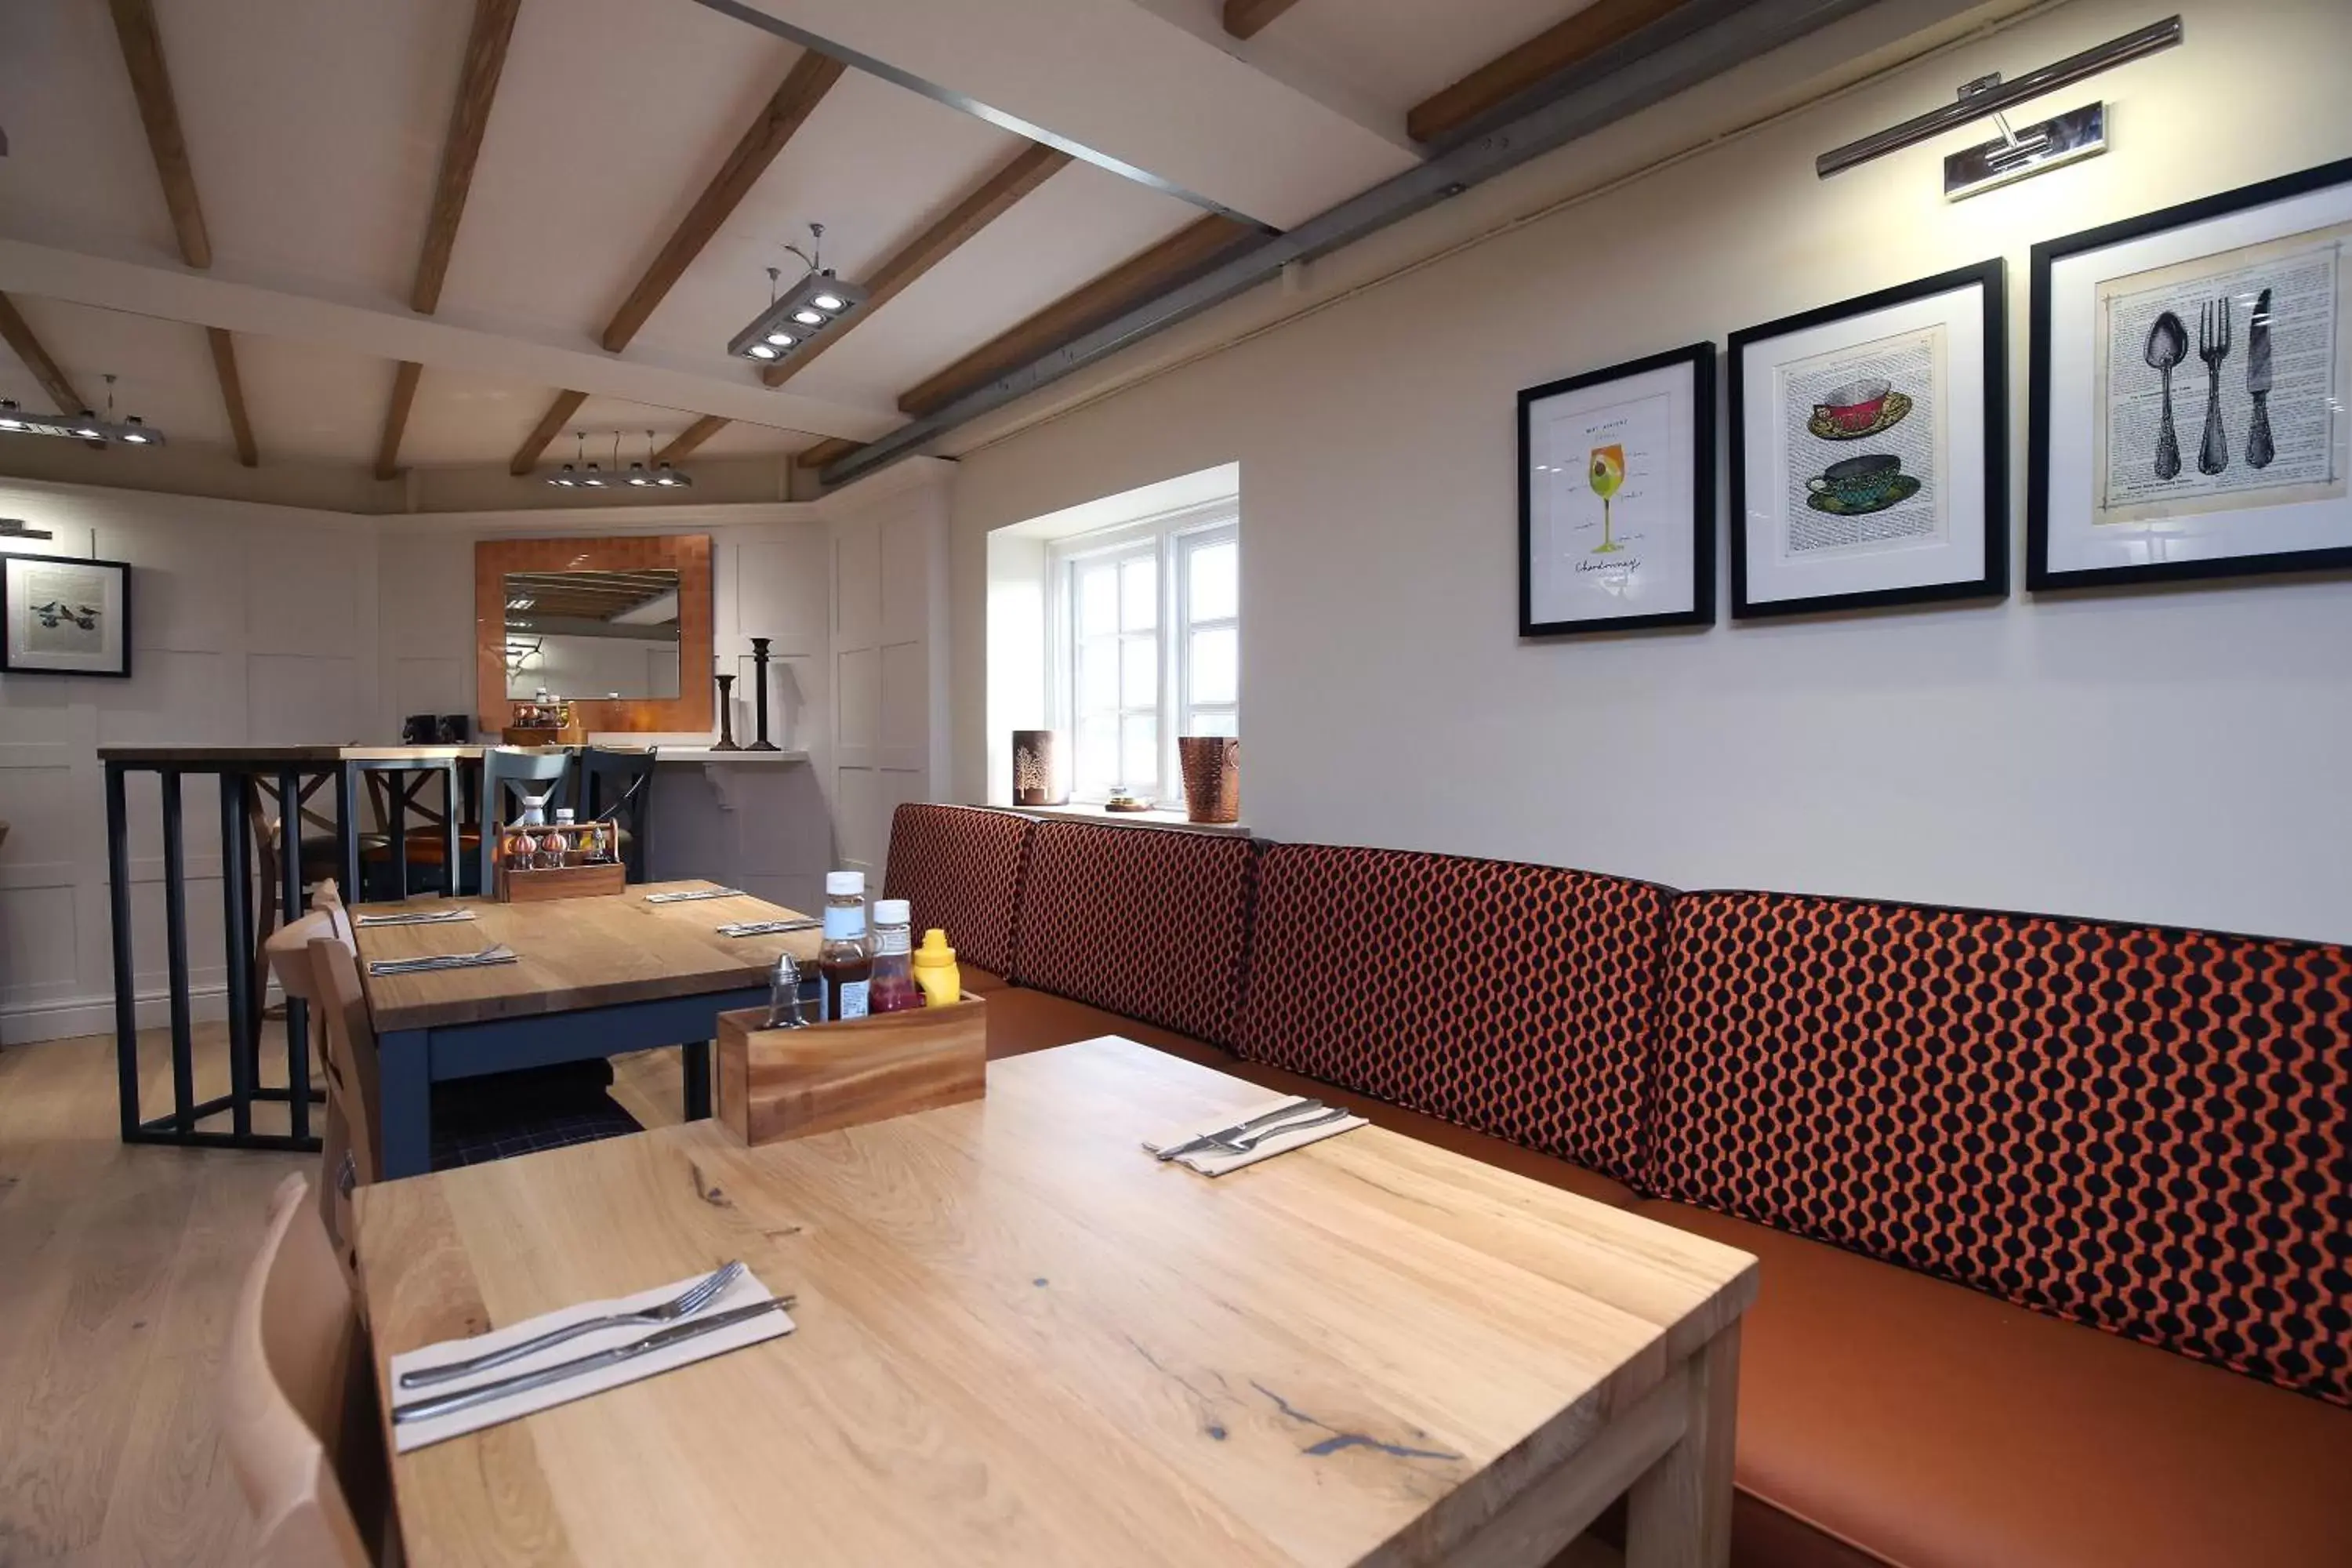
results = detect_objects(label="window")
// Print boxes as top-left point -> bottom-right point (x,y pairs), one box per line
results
1052,506 -> 1239,805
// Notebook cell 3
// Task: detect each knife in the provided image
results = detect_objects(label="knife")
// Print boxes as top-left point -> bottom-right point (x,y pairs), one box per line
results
391,1296 -> 793,1425
1153,1098 -> 1324,1162
2246,286 -> 2275,469
645,887 -> 748,904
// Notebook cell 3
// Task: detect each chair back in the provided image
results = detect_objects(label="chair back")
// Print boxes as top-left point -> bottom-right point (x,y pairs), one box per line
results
577,746 -> 657,881
220,1171 -> 383,1568
309,935 -> 383,1197
476,749 -> 572,892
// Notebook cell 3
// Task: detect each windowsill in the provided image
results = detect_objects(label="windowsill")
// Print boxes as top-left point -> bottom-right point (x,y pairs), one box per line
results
1017,803 -> 1250,837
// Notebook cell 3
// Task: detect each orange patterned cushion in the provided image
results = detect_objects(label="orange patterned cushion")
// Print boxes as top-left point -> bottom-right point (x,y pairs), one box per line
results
1231,843 -> 1675,1185
881,804 -> 1035,978
1009,822 -> 1254,1047
1650,890 -> 2352,1406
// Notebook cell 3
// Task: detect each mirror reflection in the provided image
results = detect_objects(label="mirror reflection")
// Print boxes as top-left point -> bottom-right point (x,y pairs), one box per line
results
503,568 -> 682,701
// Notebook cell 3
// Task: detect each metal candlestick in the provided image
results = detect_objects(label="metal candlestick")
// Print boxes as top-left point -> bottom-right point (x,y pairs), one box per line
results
710,671 -> 739,751
747,637 -> 779,752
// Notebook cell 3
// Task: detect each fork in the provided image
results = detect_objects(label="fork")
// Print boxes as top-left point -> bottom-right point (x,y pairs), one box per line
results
2198,296 -> 2232,476
369,945 -> 514,976
398,1261 -> 747,1388
1195,1106 -> 1352,1158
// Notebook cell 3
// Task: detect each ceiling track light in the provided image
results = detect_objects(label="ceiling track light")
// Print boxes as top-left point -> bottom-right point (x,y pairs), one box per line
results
729,221 -> 867,365
0,372 -> 165,446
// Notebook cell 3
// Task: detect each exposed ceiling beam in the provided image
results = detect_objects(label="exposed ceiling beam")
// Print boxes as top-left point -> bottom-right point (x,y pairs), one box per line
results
601,51 -> 847,354
898,214 -> 1252,417
761,141 -> 1070,388
1407,0 -> 1693,144
412,0 -> 523,314
104,0 -> 210,268
206,326 -> 256,467
510,390 -> 588,477
655,415 -> 731,465
1221,0 -> 1303,41
382,0 -> 523,481
376,360 -> 421,481
0,240 -> 895,440
0,291 -> 89,415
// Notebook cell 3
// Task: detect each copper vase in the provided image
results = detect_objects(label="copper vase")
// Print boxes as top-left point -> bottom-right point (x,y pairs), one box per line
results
1177,737 -> 1240,824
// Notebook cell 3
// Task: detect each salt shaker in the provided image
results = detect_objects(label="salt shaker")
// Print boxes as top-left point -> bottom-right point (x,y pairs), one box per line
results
765,953 -> 809,1029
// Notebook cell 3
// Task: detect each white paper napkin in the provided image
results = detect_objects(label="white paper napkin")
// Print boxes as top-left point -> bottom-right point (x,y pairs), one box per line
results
368,944 -> 518,977
388,1267 -> 794,1452
1142,1096 -> 1368,1177
644,887 -> 747,904
355,908 -> 477,927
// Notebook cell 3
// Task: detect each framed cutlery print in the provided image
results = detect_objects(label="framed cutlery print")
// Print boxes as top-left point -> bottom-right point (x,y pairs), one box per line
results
2029,155 -> 2352,589
1728,260 -> 2007,617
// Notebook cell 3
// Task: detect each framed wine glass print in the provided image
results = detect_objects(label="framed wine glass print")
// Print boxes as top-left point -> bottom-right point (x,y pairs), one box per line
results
1729,260 -> 2006,617
1518,342 -> 1715,636
2028,155 -> 2352,590
1,552 -> 132,678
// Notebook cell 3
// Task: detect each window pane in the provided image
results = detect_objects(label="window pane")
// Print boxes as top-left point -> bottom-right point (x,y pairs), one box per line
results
1120,557 -> 1157,631
1189,626 -> 1237,705
1120,634 -> 1157,709
1121,713 -> 1158,793
1078,562 -> 1119,639
1185,707 -> 1239,739
1076,715 -> 1116,798
1078,637 -> 1117,712
1188,539 -> 1237,622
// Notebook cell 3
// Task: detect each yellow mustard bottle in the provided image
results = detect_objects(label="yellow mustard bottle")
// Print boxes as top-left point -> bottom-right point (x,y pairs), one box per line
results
912,928 -> 960,1007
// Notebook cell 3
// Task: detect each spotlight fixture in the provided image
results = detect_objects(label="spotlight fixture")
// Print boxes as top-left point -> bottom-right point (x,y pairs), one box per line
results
727,222 -> 867,366
547,430 -> 693,489
623,430 -> 693,489
0,373 -> 166,445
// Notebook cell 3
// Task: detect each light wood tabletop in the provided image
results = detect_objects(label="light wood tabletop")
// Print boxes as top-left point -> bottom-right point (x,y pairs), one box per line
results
355,1036 -> 1758,1567
354,880 -> 822,1033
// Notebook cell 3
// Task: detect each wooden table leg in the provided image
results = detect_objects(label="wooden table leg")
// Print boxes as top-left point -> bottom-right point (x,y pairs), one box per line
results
1626,1322 -> 1741,1568
379,1028 -> 434,1178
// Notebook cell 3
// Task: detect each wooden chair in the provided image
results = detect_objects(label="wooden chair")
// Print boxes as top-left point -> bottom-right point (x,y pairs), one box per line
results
575,746 -> 658,882
220,1171 -> 390,1568
266,899 -> 368,1278
473,749 -> 573,896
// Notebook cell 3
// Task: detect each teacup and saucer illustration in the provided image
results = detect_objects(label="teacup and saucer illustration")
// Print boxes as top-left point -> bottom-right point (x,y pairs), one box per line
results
1804,454 -> 1920,515
1807,378 -> 1913,441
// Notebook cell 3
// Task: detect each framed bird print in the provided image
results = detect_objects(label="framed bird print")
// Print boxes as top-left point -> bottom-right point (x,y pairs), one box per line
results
2,552 -> 132,677
2029,155 -> 2352,590
1729,260 -> 2007,617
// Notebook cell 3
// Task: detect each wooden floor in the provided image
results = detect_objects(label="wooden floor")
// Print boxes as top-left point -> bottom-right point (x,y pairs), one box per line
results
0,1022 -> 685,1567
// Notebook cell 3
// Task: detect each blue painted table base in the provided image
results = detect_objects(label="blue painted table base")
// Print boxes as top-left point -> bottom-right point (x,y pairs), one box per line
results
376,985 -> 765,1178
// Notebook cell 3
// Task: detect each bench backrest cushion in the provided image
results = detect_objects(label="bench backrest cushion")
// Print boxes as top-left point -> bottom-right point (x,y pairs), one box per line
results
1649,889 -> 2352,1406
1231,843 -> 1676,1185
881,804 -> 1034,978
1009,821 -> 1255,1047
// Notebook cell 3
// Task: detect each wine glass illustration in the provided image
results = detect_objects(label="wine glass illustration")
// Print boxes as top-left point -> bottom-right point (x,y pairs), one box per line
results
1588,444 -> 1627,554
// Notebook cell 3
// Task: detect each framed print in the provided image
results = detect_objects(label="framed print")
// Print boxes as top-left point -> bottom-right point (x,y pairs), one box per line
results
1518,342 -> 1715,635
2029,155 -> 2352,590
1,552 -> 132,678
1729,260 -> 2007,617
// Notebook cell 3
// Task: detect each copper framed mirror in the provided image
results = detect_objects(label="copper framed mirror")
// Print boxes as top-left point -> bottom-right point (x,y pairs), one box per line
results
475,535 -> 713,735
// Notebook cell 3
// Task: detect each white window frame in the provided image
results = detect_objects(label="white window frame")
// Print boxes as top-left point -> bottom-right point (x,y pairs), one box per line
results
1048,499 -> 1239,808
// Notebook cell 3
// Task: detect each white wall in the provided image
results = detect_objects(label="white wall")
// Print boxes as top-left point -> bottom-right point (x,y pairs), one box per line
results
949,0 -> 2352,944
0,478 -> 379,1042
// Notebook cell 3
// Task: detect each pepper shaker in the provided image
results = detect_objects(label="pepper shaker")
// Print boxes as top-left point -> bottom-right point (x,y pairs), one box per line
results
765,953 -> 809,1029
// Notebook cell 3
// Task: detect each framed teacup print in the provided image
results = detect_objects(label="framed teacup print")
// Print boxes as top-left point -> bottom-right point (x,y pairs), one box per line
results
1,552 -> 132,678
1519,342 -> 1715,636
1729,260 -> 2007,617
2029,156 -> 2352,590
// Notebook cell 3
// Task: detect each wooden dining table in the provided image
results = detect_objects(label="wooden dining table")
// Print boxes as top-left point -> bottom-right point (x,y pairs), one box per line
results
355,1036 -> 1759,1566
356,880 -> 822,1178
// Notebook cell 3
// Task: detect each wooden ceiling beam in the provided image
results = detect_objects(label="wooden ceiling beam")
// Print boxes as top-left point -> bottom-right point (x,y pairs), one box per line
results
510,388 -> 587,476
382,0 -> 521,481
1221,0 -> 1304,40
105,0 -> 211,268
600,52 -> 847,354
0,292 -> 89,415
207,327 -> 256,466
655,415 -> 731,465
795,435 -> 861,471
896,213 -> 1253,417
762,142 -> 1071,389
1407,0 -> 1691,143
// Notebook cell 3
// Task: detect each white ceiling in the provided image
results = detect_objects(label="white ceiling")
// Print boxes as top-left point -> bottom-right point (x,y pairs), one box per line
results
0,0 -> 1584,481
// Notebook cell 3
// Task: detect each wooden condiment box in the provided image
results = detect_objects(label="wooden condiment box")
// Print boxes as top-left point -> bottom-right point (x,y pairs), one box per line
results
714,993 -> 986,1148
492,822 -> 627,902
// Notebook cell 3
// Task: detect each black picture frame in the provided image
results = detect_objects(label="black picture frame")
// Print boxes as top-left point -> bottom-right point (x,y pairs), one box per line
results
2027,155 -> 2352,590
0,552 -> 134,678
1728,259 -> 2008,618
1517,341 -> 1716,637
